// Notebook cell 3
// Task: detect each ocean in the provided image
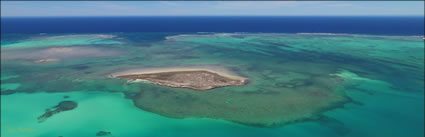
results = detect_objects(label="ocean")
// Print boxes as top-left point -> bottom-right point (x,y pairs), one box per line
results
1,16 -> 424,35
1,16 -> 424,137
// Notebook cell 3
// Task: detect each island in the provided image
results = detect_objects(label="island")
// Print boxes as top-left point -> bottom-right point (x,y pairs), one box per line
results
111,67 -> 249,90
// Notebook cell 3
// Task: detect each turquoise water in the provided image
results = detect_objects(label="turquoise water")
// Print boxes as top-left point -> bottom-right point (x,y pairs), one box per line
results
1,33 -> 424,137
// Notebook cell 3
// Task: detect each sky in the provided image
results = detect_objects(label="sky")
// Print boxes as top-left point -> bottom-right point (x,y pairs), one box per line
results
1,1 -> 424,17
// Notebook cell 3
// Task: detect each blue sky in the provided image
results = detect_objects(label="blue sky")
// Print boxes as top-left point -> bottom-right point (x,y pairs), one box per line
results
1,1 -> 424,17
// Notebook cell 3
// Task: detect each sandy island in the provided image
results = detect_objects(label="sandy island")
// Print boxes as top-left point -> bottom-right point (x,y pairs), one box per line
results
34,58 -> 60,63
111,67 -> 249,90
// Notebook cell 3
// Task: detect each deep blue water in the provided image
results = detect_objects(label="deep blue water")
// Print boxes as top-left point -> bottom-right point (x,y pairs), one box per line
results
1,16 -> 424,35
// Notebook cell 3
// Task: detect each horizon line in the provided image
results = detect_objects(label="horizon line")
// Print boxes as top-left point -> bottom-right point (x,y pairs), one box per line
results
2,15 -> 424,18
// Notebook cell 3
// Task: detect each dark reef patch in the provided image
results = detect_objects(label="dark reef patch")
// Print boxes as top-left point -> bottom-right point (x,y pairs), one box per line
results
96,131 -> 112,136
38,101 -> 78,123
72,65 -> 90,70
1,90 -> 17,95
317,116 -> 351,136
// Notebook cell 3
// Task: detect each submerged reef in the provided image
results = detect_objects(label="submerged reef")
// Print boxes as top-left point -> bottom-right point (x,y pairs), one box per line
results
115,69 -> 248,90
114,67 -> 350,127
1,90 -> 17,95
96,131 -> 112,136
38,101 -> 78,123
1,46 -> 121,63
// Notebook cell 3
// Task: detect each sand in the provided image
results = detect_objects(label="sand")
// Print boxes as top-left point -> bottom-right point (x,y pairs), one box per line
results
34,58 -> 60,63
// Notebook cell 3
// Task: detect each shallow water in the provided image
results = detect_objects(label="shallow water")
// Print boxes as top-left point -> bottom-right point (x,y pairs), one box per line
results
1,33 -> 424,137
